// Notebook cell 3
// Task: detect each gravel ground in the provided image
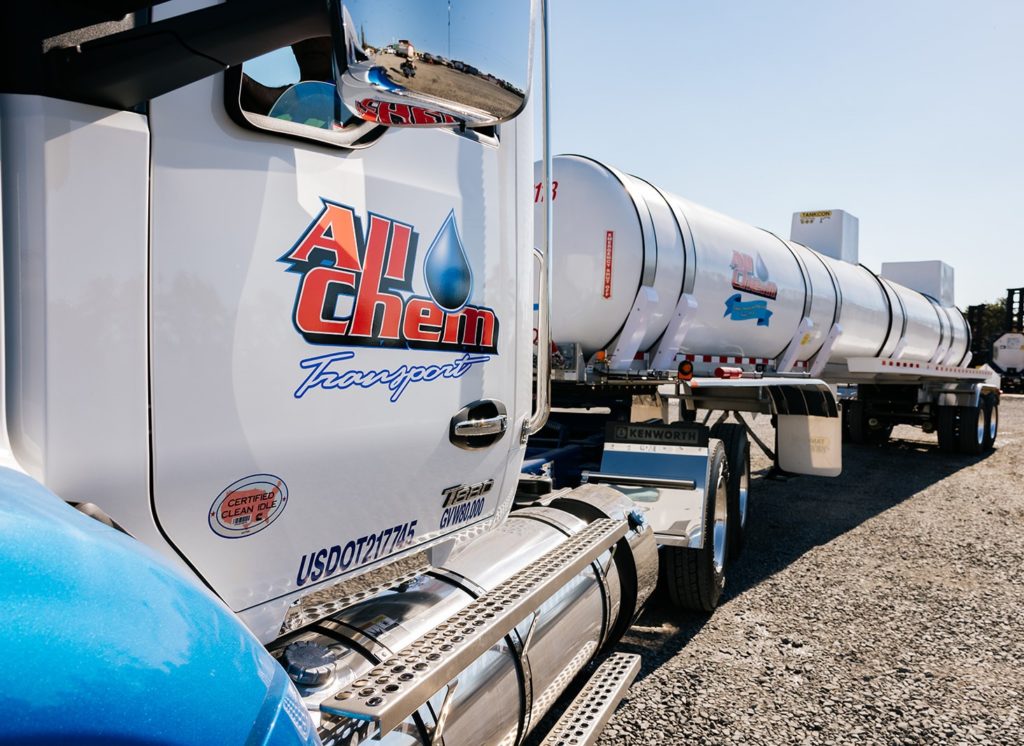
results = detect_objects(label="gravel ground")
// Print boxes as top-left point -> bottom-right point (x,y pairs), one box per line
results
589,395 -> 1024,745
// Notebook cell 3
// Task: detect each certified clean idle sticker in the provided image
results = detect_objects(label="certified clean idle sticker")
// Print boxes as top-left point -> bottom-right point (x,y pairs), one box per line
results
209,474 -> 288,538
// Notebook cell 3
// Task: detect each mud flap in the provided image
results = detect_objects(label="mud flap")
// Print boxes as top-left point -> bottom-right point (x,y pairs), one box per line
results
776,414 -> 842,477
588,423 -> 713,549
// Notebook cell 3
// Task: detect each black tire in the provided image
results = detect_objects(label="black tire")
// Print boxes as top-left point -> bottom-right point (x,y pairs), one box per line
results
709,422 -> 750,560
847,400 -> 891,445
983,394 -> 999,451
661,441 -> 728,613
936,405 -> 957,453
957,404 -> 985,455
847,400 -> 867,444
871,423 -> 893,445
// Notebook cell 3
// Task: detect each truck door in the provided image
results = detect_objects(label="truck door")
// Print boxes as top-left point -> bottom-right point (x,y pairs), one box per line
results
146,49 -> 530,616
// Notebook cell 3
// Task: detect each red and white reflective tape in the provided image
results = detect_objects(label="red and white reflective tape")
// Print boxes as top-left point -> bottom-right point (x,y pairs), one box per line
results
680,354 -> 771,366
795,358 -> 977,374
879,359 -> 976,375
882,360 -> 922,369
674,356 -> 981,376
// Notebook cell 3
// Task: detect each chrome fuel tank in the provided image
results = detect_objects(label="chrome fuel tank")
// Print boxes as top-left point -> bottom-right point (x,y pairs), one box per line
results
269,485 -> 657,745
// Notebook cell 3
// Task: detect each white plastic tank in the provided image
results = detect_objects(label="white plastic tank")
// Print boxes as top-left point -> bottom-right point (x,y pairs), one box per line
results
537,155 -> 970,368
993,333 -> 1024,372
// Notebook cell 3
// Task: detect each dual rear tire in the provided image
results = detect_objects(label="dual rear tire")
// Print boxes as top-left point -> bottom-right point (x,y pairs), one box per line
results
661,441 -> 729,613
936,394 -> 998,454
983,395 -> 999,449
845,400 -> 893,445
936,405 -> 958,452
957,403 -> 986,455
661,424 -> 751,613
710,423 -> 751,561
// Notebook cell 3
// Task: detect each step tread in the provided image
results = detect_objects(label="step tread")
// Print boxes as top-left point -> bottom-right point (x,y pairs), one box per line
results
540,652 -> 642,746
320,517 -> 628,735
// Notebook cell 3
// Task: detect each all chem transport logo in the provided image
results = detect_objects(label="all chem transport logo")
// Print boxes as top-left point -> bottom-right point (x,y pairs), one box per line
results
281,202 -> 498,401
730,251 -> 777,299
209,474 -> 288,539
724,250 -> 775,327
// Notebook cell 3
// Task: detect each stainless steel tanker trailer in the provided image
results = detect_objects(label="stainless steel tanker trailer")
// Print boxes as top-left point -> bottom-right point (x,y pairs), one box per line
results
525,154 -> 1000,611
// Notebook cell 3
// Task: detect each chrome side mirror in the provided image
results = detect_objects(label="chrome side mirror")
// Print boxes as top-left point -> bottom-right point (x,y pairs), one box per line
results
333,0 -> 534,128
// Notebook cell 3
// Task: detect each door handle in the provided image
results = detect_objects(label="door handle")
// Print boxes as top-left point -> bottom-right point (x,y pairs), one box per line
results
453,415 -> 508,437
450,399 -> 508,450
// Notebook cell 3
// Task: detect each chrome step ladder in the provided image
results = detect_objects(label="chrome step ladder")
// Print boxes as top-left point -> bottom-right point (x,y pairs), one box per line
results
321,517 -> 628,738
539,652 -> 642,746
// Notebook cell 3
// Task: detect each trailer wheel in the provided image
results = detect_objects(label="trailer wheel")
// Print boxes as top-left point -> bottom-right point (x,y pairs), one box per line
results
709,422 -> 750,560
983,395 -> 999,450
847,400 -> 891,445
957,404 -> 985,455
869,423 -> 893,445
936,405 -> 957,453
847,400 -> 864,443
661,441 -> 728,613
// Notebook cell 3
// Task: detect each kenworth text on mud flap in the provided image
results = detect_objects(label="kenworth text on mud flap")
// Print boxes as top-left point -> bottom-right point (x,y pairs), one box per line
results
0,2 -> 1002,745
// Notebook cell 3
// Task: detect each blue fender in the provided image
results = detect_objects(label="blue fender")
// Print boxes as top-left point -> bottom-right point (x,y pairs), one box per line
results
0,468 -> 320,746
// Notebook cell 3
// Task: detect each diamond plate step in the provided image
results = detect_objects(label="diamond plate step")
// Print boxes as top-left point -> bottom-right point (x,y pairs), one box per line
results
539,652 -> 641,746
320,517 -> 628,736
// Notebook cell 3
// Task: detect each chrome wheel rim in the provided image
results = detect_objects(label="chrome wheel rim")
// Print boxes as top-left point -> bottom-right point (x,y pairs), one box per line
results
738,460 -> 750,530
712,472 -> 728,577
988,406 -> 998,441
975,408 -> 985,445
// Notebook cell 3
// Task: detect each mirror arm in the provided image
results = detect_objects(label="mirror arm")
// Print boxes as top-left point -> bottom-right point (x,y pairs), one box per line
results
524,0 -> 552,441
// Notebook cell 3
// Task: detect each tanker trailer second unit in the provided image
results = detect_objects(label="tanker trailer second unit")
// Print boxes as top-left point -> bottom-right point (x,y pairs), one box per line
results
524,155 -> 1000,612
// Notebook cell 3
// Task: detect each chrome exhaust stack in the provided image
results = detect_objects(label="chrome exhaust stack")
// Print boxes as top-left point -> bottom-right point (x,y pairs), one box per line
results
269,485 -> 657,745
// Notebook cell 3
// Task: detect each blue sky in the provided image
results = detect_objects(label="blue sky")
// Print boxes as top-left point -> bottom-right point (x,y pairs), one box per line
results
543,0 -> 1024,307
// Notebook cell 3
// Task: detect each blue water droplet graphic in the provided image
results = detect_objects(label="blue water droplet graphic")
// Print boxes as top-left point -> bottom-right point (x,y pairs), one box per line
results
424,211 -> 473,312
755,253 -> 770,282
